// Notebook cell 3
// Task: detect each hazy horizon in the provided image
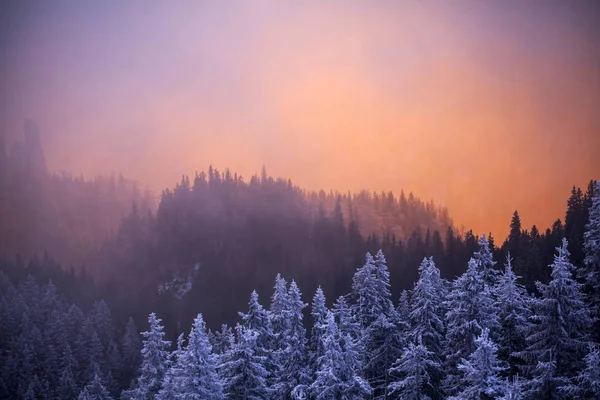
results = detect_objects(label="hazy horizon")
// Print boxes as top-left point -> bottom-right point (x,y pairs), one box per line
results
2,0 -> 599,238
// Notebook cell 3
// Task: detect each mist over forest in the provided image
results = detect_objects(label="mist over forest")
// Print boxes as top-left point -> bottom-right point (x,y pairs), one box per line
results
1,121 -> 599,400
2,1 -> 600,399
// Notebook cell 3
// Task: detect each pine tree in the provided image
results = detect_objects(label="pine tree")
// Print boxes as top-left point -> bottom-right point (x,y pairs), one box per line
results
57,369 -> 78,400
219,324 -> 271,400
499,375 -> 524,400
581,180 -> 600,341
495,254 -> 531,375
78,373 -> 114,400
474,234 -> 499,287
516,239 -> 593,398
278,280 -> 310,399
560,344 -> 600,399
449,329 -> 505,400
443,258 -> 500,395
388,337 -> 439,400
210,324 -> 234,359
121,317 -> 142,389
408,257 -> 446,399
309,311 -> 371,400
309,286 -> 327,380
157,333 -> 185,400
239,290 -> 274,358
168,314 -> 223,399
124,313 -> 171,400
352,250 -> 401,398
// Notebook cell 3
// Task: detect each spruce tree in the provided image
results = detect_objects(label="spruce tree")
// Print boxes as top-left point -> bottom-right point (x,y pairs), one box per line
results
443,258 -> 500,395
561,344 -> 600,399
495,254 -> 531,375
278,280 -> 310,399
78,373 -> 114,400
170,314 -> 223,399
388,337 -> 439,400
581,180 -> 600,341
219,324 -> 270,400
449,329 -> 505,400
474,234 -> 499,288
124,313 -> 171,400
309,286 -> 327,381
309,311 -> 371,400
516,238 -> 593,398
409,257 -> 445,399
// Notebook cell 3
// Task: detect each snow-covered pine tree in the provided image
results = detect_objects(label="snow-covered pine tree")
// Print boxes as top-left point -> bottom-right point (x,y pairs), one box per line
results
495,254 -> 531,376
124,313 -> 171,400
332,295 -> 358,340
210,324 -> 234,359
269,273 -> 290,397
158,333 -> 185,400
309,286 -> 327,381
78,372 -> 114,400
239,290 -> 276,382
560,343 -> 600,399
409,257 -> 446,399
499,375 -> 524,400
396,289 -> 411,331
121,317 -> 142,390
388,336 -> 439,400
449,328 -> 505,400
169,314 -> 223,399
516,238 -> 593,398
219,324 -> 271,400
443,258 -> 500,395
353,250 -> 402,399
309,311 -> 371,400
473,234 -> 499,288
581,180 -> 600,340
278,280 -> 310,399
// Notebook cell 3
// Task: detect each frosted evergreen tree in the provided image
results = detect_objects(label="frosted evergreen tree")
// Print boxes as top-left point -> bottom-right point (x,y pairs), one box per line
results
409,257 -> 446,399
449,329 -> 505,400
309,286 -> 327,380
121,317 -> 142,389
78,373 -> 114,400
499,375 -> 524,400
239,291 -> 274,357
396,289 -> 411,330
219,324 -> 270,400
495,254 -> 531,375
278,280 -> 310,399
124,313 -> 171,400
309,311 -> 371,400
332,295 -> 358,340
210,324 -> 234,360
57,366 -> 79,400
443,258 -> 500,395
560,344 -> 600,399
350,250 -> 402,399
270,273 -> 290,345
581,180 -> 600,339
157,333 -> 184,400
388,337 -> 439,400
516,239 -> 593,398
473,234 -> 499,288
167,314 -> 223,399
352,252 -> 393,329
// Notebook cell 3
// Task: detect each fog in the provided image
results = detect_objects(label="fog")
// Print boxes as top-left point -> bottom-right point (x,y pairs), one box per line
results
1,0 -> 599,237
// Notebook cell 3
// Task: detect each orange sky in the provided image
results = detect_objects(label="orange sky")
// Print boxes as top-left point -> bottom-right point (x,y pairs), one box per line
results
1,1 -> 599,238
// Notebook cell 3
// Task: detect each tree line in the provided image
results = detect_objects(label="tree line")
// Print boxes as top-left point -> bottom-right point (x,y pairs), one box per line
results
1,181 -> 598,399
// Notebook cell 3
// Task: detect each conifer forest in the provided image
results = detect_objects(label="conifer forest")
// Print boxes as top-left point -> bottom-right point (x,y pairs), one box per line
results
1,128 -> 599,399
2,2 -> 600,399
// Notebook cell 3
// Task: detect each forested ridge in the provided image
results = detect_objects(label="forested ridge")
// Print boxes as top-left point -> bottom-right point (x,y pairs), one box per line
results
1,125 -> 599,399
